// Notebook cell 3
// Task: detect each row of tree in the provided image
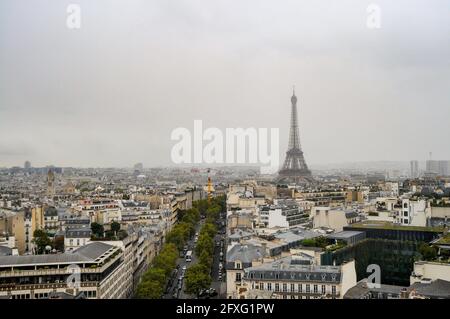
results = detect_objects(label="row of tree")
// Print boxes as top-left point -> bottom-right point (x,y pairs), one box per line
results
136,196 -> 225,298
184,197 -> 224,296
135,206 -> 202,298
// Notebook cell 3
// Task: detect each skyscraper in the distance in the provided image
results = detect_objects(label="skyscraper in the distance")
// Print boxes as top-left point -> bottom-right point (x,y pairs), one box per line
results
24,161 -> 31,170
426,160 -> 450,176
410,160 -> 419,178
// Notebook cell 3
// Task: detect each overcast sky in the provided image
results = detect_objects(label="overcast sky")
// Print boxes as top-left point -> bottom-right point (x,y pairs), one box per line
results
0,0 -> 449,168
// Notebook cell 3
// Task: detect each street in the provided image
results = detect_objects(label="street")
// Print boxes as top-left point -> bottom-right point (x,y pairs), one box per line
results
162,211 -> 227,299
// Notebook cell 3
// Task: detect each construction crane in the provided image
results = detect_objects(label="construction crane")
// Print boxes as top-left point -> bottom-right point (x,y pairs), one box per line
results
207,168 -> 212,202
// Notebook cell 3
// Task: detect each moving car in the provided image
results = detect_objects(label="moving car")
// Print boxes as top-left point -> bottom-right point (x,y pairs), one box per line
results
186,250 -> 193,262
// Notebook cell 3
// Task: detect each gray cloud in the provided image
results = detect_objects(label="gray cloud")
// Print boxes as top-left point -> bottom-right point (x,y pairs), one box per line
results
0,0 -> 449,167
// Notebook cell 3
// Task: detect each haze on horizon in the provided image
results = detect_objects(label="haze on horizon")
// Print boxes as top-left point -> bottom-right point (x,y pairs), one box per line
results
1,0 -> 449,168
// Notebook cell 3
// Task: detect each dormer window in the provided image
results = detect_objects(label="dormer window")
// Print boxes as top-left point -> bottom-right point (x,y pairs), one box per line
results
235,262 -> 241,269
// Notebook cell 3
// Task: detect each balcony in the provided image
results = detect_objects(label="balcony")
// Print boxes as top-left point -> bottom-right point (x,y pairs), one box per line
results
0,281 -> 98,292
0,255 -> 123,278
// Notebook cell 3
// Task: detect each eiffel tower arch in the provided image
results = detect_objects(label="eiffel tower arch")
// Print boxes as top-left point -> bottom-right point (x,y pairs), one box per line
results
278,88 -> 314,184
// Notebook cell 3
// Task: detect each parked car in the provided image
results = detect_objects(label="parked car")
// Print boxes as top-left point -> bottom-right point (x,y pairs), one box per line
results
207,288 -> 218,297
199,288 -> 217,298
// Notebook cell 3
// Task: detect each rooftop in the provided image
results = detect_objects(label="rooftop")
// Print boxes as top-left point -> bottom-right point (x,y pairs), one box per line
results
327,231 -> 365,240
244,256 -> 342,282
347,221 -> 444,232
0,242 -> 117,268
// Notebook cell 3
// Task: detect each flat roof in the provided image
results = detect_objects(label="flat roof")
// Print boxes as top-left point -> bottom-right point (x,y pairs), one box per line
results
347,221 -> 444,232
0,242 -> 116,268
327,231 -> 365,239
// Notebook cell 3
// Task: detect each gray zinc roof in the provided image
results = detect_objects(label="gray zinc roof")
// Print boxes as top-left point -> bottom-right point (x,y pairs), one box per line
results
244,256 -> 342,283
227,244 -> 266,265
0,242 -> 115,268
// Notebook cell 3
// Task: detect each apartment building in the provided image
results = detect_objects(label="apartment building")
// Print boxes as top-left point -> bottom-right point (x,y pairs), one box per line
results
0,242 -> 130,299
258,200 -> 308,229
396,199 -> 429,227
0,210 -> 25,255
239,255 -> 356,299
312,207 -> 360,232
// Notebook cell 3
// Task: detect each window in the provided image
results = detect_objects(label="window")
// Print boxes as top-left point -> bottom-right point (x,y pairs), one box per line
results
259,282 -> 264,290
290,284 -> 295,292
291,295 -> 295,299
267,283 -> 272,291
298,284 -> 302,293
403,211 -> 408,216
306,284 -> 310,293
236,273 -> 241,282
236,262 -> 241,269
313,285 -> 318,293
275,283 -> 280,292
283,283 -> 287,292
332,285 -> 336,295
321,285 -> 326,294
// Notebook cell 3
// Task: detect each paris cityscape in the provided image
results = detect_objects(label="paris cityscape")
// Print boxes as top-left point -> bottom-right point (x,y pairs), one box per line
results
1,0 -> 450,305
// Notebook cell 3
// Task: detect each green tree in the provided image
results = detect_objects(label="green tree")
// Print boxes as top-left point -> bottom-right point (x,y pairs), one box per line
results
193,199 -> 209,216
153,243 -> 178,276
166,226 -> 186,251
195,234 -> 214,256
184,264 -> 211,296
91,222 -> 104,238
53,235 -> 65,252
135,279 -> 164,299
32,229 -> 52,254
111,221 -> 121,234
199,249 -> 213,269
418,243 -> 438,261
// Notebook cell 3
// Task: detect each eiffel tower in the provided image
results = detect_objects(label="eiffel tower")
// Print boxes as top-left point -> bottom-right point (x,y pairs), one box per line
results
278,88 -> 313,183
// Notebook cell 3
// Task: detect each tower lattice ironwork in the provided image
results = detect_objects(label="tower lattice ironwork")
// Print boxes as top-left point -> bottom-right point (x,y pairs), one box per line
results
278,88 -> 313,183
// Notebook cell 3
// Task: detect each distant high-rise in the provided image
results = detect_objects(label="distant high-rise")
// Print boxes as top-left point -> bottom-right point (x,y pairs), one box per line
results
134,163 -> 144,171
278,88 -> 313,184
47,168 -> 56,198
410,160 -> 419,178
426,160 -> 450,176
24,161 -> 31,170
